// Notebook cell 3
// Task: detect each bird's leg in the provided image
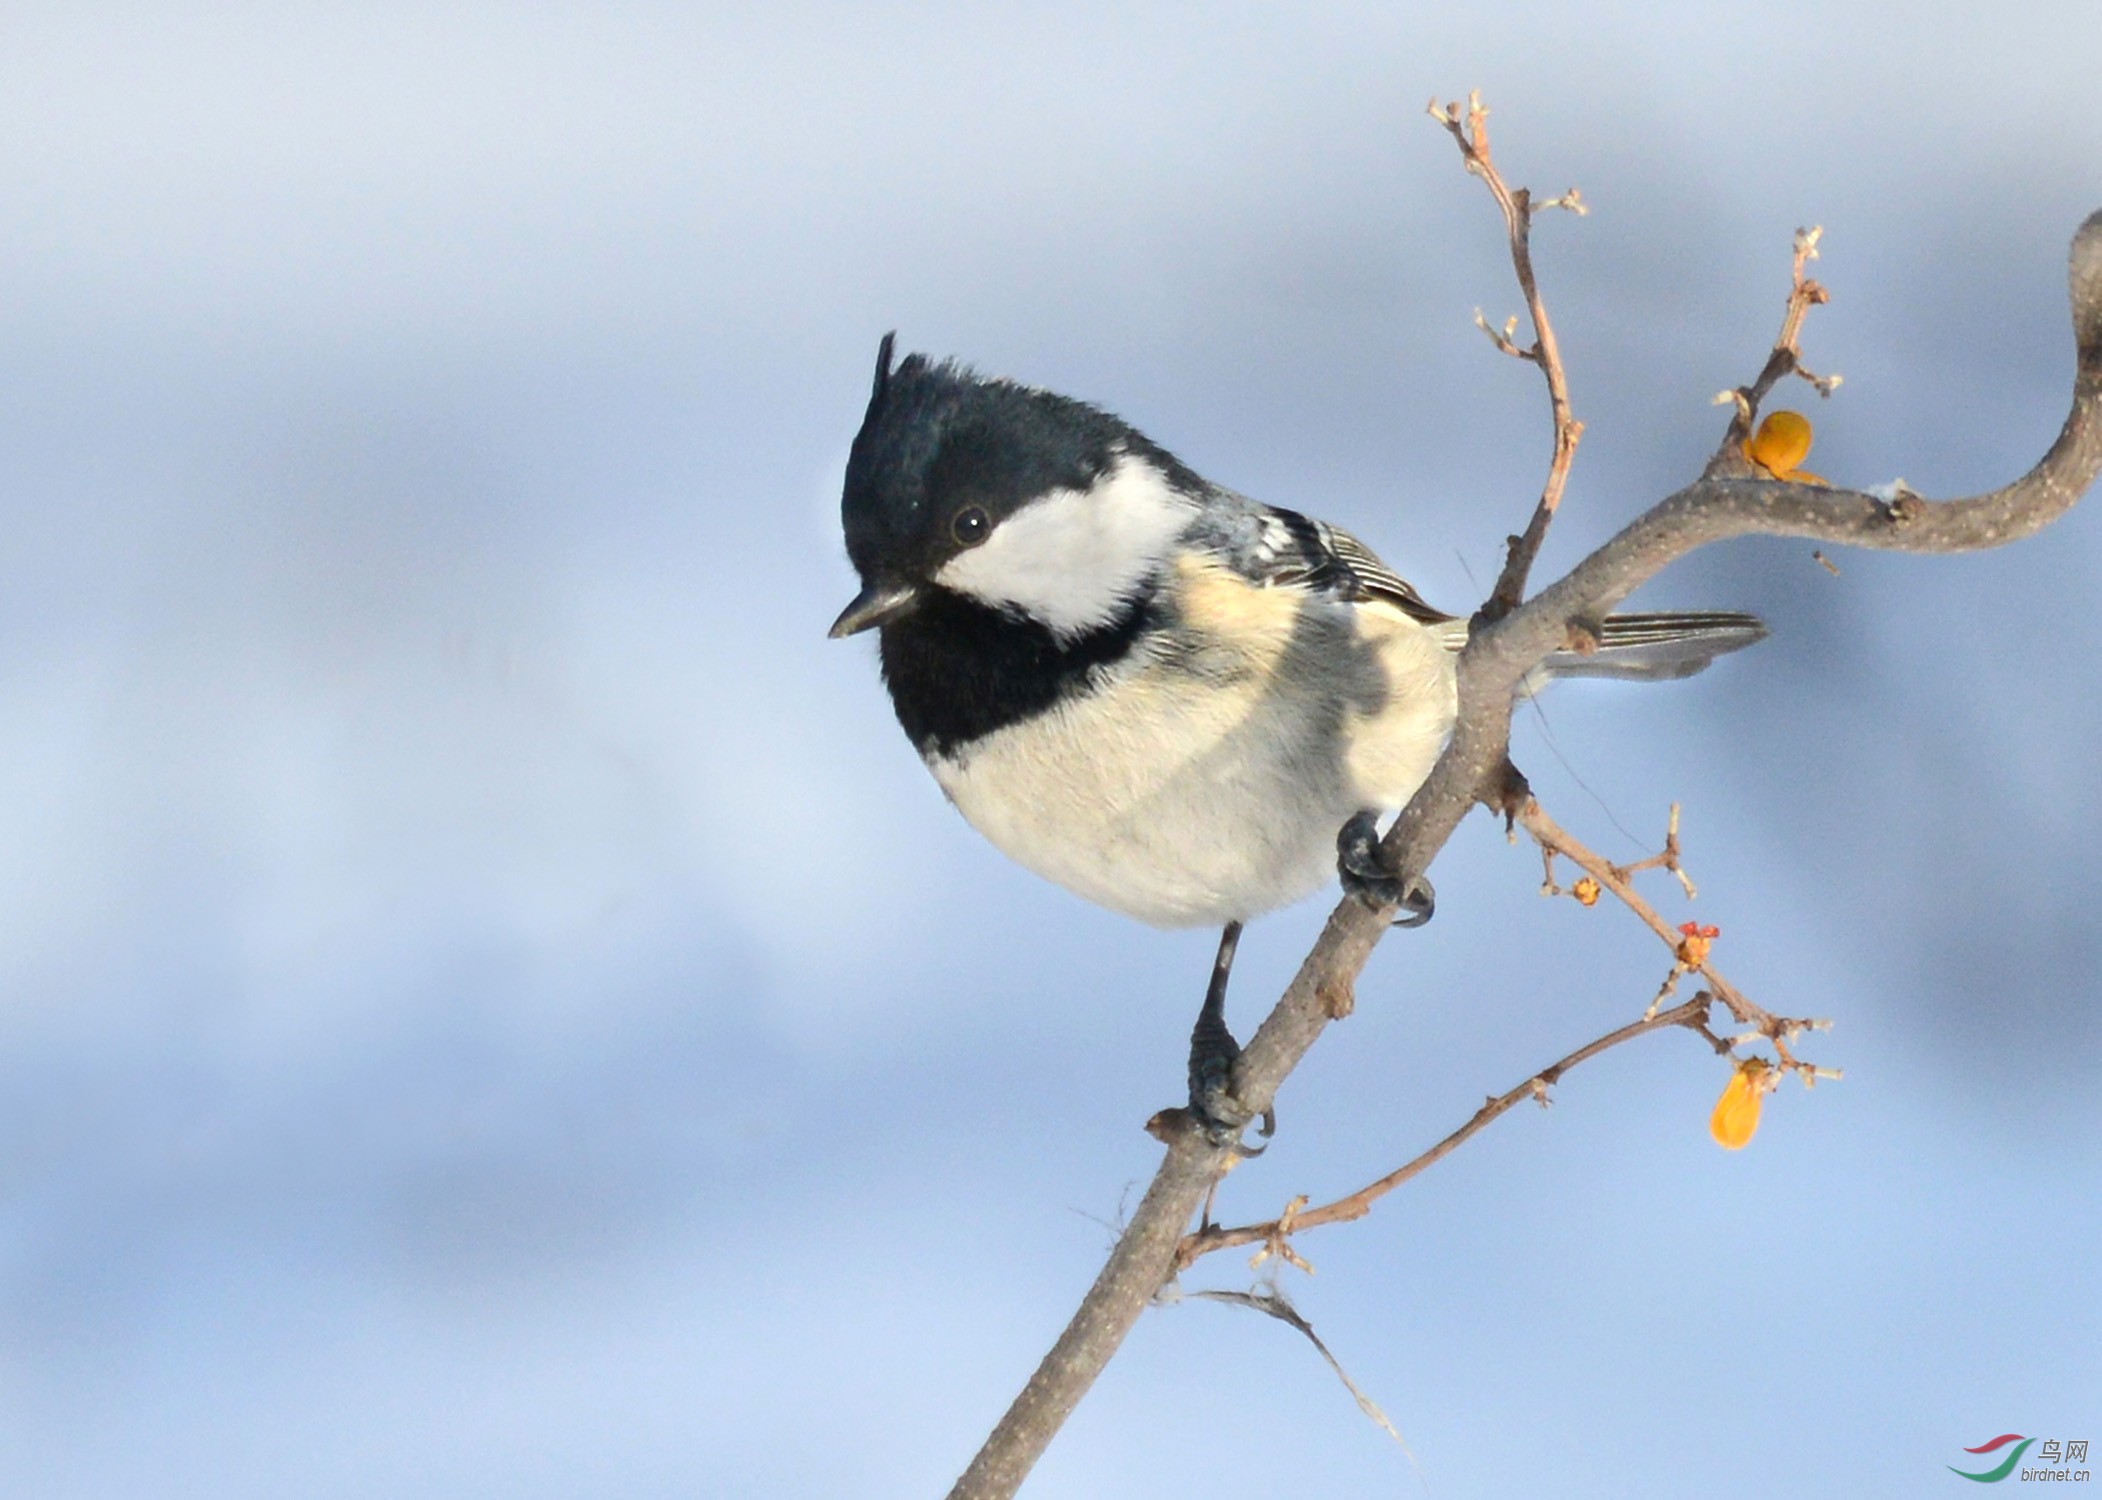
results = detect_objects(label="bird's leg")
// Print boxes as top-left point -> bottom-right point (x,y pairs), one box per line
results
1337,810 -> 1435,927
1186,920 -> 1274,1147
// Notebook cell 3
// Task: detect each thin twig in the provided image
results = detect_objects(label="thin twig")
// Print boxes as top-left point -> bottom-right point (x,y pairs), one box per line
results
1519,800 -> 1839,1081
1175,796 -> 1846,1276
1431,91 -> 1586,618
1609,801 -> 1697,899
1174,993 -> 1722,1270
1708,226 -> 1842,476
1182,1287 -> 1412,1449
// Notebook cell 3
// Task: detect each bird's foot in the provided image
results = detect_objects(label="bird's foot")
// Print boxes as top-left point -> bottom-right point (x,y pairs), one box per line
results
1187,1003 -> 1274,1150
1337,811 -> 1435,927
1184,921 -> 1275,1151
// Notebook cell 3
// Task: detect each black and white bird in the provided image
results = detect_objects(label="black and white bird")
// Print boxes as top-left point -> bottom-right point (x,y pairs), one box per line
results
829,335 -> 1763,1128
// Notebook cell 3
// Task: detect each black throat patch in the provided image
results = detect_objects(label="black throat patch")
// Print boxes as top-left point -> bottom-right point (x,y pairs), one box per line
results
877,586 -> 1150,758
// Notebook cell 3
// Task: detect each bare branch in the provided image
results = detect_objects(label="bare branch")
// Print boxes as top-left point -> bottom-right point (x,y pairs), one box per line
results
1709,225 -> 1842,475
1174,793 -> 1832,1273
1174,993 -> 1722,1269
1519,801 -> 1835,1077
945,1111 -> 1228,1500
1374,207 -> 2102,939
1431,90 -> 1585,618
944,182 -> 2102,1500
1609,801 -> 1698,899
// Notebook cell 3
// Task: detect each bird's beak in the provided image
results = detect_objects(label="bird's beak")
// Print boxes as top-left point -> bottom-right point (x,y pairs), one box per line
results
828,578 -> 922,638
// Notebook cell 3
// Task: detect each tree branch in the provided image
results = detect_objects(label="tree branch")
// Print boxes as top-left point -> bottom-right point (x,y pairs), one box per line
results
1430,91 -> 1588,618
1173,992 -> 1725,1270
943,172 -> 2102,1499
1520,800 -> 1831,1069
1170,795 -> 1841,1274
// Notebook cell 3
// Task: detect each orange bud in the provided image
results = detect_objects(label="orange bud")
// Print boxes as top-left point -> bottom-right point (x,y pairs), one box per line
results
1710,1058 -> 1772,1150
1675,921 -> 1719,968
1572,876 -> 1601,907
1746,410 -> 1813,474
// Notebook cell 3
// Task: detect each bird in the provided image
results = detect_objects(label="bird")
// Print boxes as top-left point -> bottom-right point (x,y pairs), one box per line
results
829,334 -> 1765,1131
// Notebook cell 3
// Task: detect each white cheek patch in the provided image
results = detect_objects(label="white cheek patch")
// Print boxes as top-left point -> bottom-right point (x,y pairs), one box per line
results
935,455 -> 1197,639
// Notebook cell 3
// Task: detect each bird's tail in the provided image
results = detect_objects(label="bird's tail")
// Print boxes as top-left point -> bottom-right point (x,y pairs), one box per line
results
1540,610 -> 1767,682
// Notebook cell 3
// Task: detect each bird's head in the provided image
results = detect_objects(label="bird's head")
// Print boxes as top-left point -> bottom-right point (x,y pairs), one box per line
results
829,335 -> 1200,642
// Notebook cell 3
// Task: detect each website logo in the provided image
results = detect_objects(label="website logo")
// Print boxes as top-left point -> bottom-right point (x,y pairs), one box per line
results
1950,1435 -> 2090,1484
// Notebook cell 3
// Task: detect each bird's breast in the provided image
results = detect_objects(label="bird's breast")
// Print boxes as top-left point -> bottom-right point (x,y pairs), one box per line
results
926,558 -> 1457,927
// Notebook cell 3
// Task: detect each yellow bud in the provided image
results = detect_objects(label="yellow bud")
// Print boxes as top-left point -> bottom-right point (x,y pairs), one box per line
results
1710,1059 -> 1771,1150
1572,876 -> 1601,907
1745,410 -> 1815,478
1675,922 -> 1719,968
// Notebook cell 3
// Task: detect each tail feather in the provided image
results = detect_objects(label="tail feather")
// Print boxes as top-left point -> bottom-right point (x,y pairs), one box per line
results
1543,610 -> 1767,681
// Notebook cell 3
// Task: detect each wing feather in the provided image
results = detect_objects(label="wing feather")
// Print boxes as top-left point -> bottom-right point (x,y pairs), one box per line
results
1188,494 -> 1764,678
1228,503 -> 1457,628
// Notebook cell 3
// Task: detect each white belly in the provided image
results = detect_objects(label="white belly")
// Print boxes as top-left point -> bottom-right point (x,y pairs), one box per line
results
928,572 -> 1456,928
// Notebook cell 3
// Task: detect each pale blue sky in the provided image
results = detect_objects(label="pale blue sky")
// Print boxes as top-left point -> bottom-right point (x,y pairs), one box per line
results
1,4 -> 2098,1496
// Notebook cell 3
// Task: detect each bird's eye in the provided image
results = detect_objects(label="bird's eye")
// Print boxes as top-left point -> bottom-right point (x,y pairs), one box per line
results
951,505 -> 991,547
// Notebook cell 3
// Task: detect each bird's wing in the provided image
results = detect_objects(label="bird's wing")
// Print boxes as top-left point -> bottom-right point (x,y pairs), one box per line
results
1230,503 -> 1458,628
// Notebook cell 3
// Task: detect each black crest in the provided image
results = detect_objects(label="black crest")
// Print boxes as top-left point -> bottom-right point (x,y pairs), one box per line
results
869,330 -> 896,412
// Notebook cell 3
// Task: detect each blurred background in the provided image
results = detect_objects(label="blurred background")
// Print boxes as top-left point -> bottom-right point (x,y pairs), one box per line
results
1,3 -> 2098,1496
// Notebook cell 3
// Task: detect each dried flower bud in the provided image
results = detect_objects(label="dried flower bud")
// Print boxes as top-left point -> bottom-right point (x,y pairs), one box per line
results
1710,1058 -> 1773,1150
1675,921 -> 1719,967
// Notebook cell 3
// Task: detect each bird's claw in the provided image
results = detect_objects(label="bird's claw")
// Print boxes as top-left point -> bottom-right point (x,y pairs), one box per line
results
1337,811 -> 1436,927
1185,919 -> 1275,1150
1188,1008 -> 1272,1149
